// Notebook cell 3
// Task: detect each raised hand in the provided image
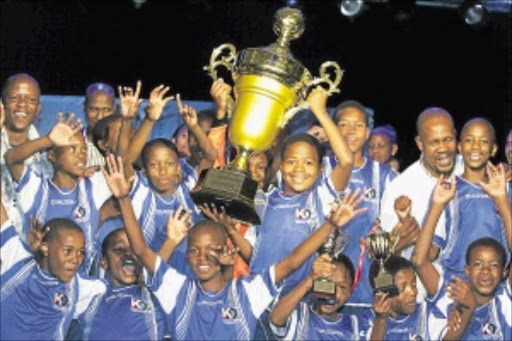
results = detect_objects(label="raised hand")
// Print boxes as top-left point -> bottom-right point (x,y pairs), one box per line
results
118,80 -> 142,118
102,154 -> 135,199
478,162 -> 507,199
307,86 -> 328,116
210,78 -> 232,119
447,306 -> 463,333
329,188 -> 368,228
209,245 -> 239,266
145,84 -> 174,121
48,112 -> 83,147
373,292 -> 392,318
307,125 -> 328,143
394,195 -> 412,222
27,215 -> 44,252
166,206 -> 191,245
447,276 -> 476,311
432,175 -> 457,206
176,94 -> 198,128
199,204 -> 236,231
311,254 -> 334,282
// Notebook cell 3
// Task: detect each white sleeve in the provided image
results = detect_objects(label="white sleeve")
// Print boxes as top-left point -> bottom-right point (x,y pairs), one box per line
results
130,172 -> 150,221
0,220 -> 33,275
16,164 -> 43,213
74,276 -> 107,317
379,183 -> 399,233
244,225 -> 257,247
241,265 -> 280,318
269,306 -> 298,341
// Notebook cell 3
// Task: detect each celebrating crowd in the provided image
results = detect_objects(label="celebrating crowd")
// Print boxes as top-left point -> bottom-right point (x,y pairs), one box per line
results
0,73 -> 511,340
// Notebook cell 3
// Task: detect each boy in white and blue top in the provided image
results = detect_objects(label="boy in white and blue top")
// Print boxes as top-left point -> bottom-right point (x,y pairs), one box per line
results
4,113 -> 111,275
103,152 -> 365,341
325,100 -> 395,305
76,217 -> 166,341
0,216 -> 106,341
269,254 -> 364,341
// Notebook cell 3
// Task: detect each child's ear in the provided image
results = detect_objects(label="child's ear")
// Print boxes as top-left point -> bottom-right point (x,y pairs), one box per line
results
101,257 -> 108,271
319,162 -> 324,175
457,142 -> 462,154
491,144 -> 498,158
47,149 -> 57,164
415,136 -> 423,152
391,143 -> 398,156
97,140 -> 107,153
464,265 -> 470,278
40,242 -> 49,257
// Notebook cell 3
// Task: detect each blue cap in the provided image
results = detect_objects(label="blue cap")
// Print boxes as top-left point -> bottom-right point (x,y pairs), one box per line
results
370,125 -> 397,143
97,217 -> 124,254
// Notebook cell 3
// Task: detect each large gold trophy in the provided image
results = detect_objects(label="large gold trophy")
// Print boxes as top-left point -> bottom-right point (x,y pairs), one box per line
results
191,7 -> 343,224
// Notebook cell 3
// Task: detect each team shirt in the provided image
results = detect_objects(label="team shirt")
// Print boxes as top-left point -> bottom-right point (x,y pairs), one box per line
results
145,255 -> 280,340
323,156 -> 395,305
250,176 -> 337,298
15,164 -> 111,274
130,171 -> 202,278
435,177 -> 511,277
0,220 -> 32,276
78,283 -> 166,341
429,272 -> 512,340
0,221 -> 106,341
270,302 -> 363,340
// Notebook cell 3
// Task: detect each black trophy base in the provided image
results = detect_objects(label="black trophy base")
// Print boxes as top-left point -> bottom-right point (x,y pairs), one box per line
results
309,279 -> 336,305
190,167 -> 261,225
373,272 -> 399,297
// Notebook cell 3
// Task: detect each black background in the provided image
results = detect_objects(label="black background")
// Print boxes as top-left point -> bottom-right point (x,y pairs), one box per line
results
1,0 -> 511,168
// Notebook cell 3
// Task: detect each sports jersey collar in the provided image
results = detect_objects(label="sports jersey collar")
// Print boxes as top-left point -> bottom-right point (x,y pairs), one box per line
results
309,304 -> 343,324
197,279 -> 229,298
36,265 -> 70,286
351,157 -> 367,173
389,304 -> 419,323
49,179 -> 78,194
108,284 -> 140,295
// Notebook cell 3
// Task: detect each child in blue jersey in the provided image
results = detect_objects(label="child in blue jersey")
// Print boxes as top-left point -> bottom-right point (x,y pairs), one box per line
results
102,153 -> 366,341
364,255 -> 434,341
1,213 -> 106,341
4,113 -> 111,274
269,253 -> 363,340
419,118 -> 511,277
325,100 -> 396,306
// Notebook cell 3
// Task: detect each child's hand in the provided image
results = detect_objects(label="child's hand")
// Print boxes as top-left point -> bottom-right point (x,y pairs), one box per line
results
199,204 -> 236,231
447,305 -> 462,333
394,195 -> 412,222
177,94 -> 198,128
307,125 -> 328,143
27,215 -> 44,252
118,81 -> 143,118
311,254 -> 334,283
166,206 -> 191,245
447,276 -> 476,311
48,112 -> 82,147
210,245 -> 239,266
432,175 -> 456,206
145,84 -> 174,121
393,216 -> 420,249
210,79 -> 232,119
373,292 -> 392,319
102,154 -> 135,199
478,162 -> 507,200
329,188 -> 367,228
307,86 -> 328,116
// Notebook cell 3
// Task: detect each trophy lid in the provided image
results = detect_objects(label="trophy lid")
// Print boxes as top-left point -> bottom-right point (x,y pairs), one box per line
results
236,7 -> 310,88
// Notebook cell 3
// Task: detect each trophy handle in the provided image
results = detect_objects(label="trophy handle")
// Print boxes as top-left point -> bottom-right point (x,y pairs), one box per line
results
279,61 -> 343,128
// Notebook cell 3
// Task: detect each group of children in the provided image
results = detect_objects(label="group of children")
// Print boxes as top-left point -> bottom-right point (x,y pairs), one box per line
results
0,73 -> 511,340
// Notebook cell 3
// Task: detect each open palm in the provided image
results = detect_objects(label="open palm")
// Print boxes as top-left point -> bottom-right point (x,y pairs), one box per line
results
103,154 -> 133,199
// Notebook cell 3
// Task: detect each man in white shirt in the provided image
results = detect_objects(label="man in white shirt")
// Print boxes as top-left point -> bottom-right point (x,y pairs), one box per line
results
379,107 -> 464,260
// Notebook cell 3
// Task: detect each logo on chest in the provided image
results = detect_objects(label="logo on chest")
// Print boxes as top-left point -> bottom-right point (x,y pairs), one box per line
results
54,292 -> 69,308
482,322 -> 497,335
295,208 -> 312,221
364,187 -> 376,199
131,298 -> 151,313
409,333 -> 423,341
221,307 -> 238,321
74,206 -> 86,219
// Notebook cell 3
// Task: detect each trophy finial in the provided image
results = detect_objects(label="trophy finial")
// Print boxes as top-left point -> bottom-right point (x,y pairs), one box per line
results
273,7 -> 305,47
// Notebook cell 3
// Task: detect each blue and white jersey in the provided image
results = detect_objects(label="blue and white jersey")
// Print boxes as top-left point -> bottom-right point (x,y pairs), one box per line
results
130,171 -> 202,277
250,176 -> 337,297
270,302 -> 361,340
145,255 -> 279,340
0,219 -> 33,276
15,165 -> 111,274
179,157 -> 198,191
429,273 -> 512,340
324,157 -> 394,305
435,177 -> 511,277
78,283 -> 166,341
361,302 -> 431,341
0,260 -> 106,341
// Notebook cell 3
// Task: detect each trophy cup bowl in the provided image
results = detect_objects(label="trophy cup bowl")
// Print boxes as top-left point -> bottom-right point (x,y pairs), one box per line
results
192,7 -> 343,225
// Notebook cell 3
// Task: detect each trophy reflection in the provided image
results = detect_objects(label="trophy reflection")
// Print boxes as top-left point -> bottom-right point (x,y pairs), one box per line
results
310,227 -> 349,305
190,7 -> 343,224
361,226 -> 400,297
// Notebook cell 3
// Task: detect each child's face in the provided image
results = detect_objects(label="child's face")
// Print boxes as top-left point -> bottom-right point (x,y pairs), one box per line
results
390,268 -> 418,316
53,134 -> 88,177
336,108 -> 369,154
84,92 -> 115,129
187,227 -> 225,283
368,134 -> 393,164
316,263 -> 353,316
102,230 -> 142,287
144,145 -> 180,195
105,119 -> 123,154
175,126 -> 190,158
248,152 -> 268,187
44,229 -> 85,283
465,246 -> 506,298
458,122 -> 497,171
280,141 -> 320,195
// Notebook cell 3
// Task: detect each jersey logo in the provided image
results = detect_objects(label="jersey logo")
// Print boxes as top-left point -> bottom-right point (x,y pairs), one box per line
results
131,298 -> 150,312
75,206 -> 86,219
409,333 -> 422,341
54,292 -> 69,307
295,208 -> 311,221
221,307 -> 238,321
364,187 -> 376,199
482,322 -> 497,335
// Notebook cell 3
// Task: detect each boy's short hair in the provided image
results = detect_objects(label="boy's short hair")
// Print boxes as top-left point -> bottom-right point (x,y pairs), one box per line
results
460,117 -> 496,145
188,220 -> 227,246
92,114 -> 122,156
280,133 -> 325,164
334,100 -> 369,126
368,255 -> 414,289
333,253 -> 356,286
466,237 -> 508,268
41,218 -> 84,243
370,125 -> 397,144
141,138 -> 179,167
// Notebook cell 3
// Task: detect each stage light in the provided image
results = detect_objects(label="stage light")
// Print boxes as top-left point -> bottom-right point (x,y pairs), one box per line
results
132,0 -> 146,9
460,1 -> 487,25
286,0 -> 299,7
340,0 -> 364,17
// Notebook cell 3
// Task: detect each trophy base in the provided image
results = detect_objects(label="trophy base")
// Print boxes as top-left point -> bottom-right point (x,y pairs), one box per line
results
309,279 -> 336,305
190,168 -> 261,225
374,272 -> 399,297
